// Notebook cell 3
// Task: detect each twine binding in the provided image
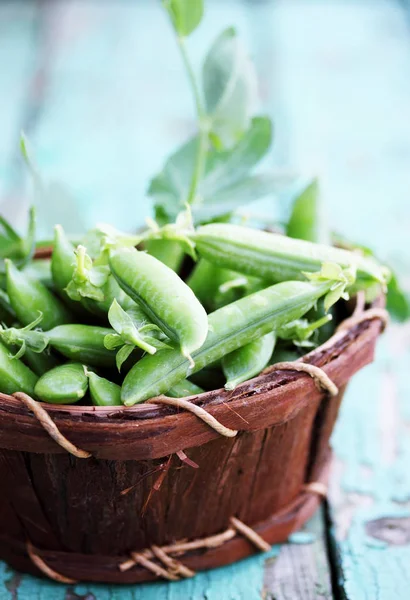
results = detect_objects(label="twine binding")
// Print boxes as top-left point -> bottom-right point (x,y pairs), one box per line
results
151,545 -> 195,578
263,362 -> 339,397
148,396 -> 238,438
230,516 -> 271,552
26,540 -> 77,584
129,552 -> 180,581
303,481 -> 328,499
120,516 -> 270,579
22,478 -> 325,583
14,392 -> 91,459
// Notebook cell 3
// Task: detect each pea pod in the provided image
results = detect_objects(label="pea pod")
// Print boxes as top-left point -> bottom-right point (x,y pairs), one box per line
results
34,362 -> 88,404
110,247 -> 208,365
145,239 -> 184,272
166,379 -> 204,398
24,348 -> 59,376
222,332 -> 276,390
0,340 -> 38,396
0,206 -> 36,267
187,259 -> 241,312
5,259 -> 71,329
23,259 -> 53,289
191,223 -> 388,290
121,277 -> 340,405
286,180 -> 330,245
51,224 -> 76,295
52,226 -> 128,318
187,259 -> 260,312
85,370 -> 122,406
0,289 -> 17,326
0,322 -> 117,368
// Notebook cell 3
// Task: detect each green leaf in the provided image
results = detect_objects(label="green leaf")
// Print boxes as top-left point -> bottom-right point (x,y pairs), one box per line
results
65,245 -> 110,302
192,172 -> 294,223
304,262 -> 357,312
278,314 -> 332,348
202,27 -> 257,147
104,333 -> 124,350
148,137 -> 197,220
107,299 -> 158,356
286,179 -> 330,245
0,319 -> 48,355
148,117 -> 277,225
163,0 -> 203,37
116,344 -> 135,372
201,116 -> 272,194
108,299 -> 133,334
386,272 -> 410,322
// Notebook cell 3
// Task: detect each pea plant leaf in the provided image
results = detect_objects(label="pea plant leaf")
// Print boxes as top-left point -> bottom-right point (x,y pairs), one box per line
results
163,0 -> 203,37
105,300 -> 171,369
193,171 -> 294,223
65,245 -> 110,302
148,116 -> 285,224
201,116 -> 272,194
202,27 -> 258,148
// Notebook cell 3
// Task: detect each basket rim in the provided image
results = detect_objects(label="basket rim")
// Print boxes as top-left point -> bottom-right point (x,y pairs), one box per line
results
0,293 -> 385,460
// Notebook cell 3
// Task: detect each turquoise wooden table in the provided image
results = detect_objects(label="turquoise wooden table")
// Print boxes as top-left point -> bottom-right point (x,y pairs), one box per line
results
1,1 -> 410,598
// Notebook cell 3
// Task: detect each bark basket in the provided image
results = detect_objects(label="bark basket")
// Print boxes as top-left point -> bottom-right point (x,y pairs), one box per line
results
0,301 -> 385,584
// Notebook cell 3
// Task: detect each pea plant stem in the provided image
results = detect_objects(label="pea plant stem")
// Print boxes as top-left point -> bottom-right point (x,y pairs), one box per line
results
176,35 -> 209,206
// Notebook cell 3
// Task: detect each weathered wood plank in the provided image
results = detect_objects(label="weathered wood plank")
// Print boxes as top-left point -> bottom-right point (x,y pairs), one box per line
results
263,508 -> 333,600
272,0 -> 410,597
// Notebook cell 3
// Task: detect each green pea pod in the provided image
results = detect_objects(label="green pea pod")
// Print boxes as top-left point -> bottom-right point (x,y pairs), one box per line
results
121,277 -> 340,405
222,332 -> 276,390
0,340 -> 38,396
0,206 -> 36,267
46,325 -> 117,367
51,224 -> 76,294
23,259 -> 53,289
34,362 -> 88,404
186,259 -> 237,311
286,180 -> 330,245
52,226 -> 128,318
24,348 -> 59,376
187,259 -> 257,312
191,223 -> 389,290
65,243 -> 131,317
110,247 -> 208,365
145,239 -> 185,272
5,259 -> 71,329
0,322 -> 117,368
85,369 -> 122,406
0,289 -> 17,326
167,379 -> 204,398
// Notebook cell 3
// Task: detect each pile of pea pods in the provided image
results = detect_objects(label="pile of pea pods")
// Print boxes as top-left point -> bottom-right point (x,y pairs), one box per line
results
0,198 -> 389,408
